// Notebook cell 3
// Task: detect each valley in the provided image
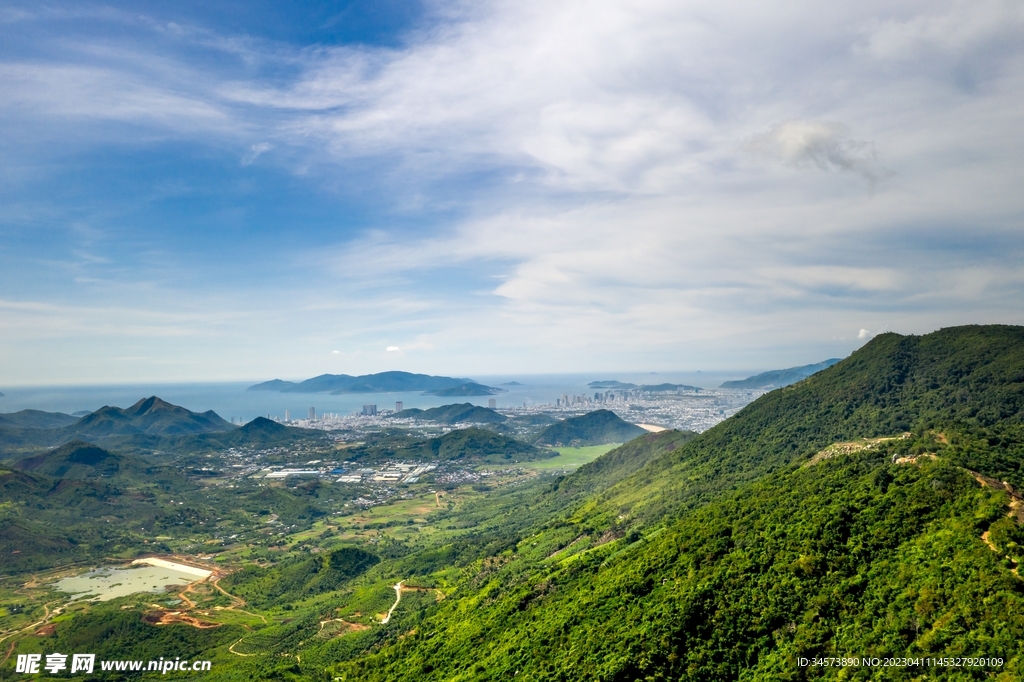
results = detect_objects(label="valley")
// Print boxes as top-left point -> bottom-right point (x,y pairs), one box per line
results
1,325 -> 1023,680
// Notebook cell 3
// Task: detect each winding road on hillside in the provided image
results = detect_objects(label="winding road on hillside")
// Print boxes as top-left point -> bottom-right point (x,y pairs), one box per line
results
381,582 -> 403,624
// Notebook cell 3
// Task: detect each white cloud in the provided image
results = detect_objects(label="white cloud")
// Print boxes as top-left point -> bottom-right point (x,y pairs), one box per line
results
241,142 -> 272,166
1,0 -> 1024,381
747,121 -> 889,188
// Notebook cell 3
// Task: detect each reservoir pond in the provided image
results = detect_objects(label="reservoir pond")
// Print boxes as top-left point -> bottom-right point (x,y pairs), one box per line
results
51,565 -> 201,602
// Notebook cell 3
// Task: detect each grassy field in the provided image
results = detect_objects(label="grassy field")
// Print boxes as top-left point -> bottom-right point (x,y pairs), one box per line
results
520,444 -> 619,470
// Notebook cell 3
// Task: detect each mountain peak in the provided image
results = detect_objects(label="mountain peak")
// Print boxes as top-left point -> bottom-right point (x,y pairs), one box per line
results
127,396 -> 176,416
240,416 -> 286,433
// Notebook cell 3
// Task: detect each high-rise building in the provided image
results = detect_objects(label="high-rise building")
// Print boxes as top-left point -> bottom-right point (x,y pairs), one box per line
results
285,409 -> 290,422
488,398 -> 496,409
362,404 -> 377,416
395,401 -> 403,412
308,407 -> 316,420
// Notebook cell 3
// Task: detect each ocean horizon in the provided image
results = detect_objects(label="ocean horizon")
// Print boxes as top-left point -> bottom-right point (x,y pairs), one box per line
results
0,371 -> 748,423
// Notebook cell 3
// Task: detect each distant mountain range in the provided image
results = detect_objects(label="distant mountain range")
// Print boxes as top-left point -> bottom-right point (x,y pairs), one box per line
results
0,409 -> 79,430
0,396 -> 319,454
719,358 -> 841,389
248,371 -> 502,396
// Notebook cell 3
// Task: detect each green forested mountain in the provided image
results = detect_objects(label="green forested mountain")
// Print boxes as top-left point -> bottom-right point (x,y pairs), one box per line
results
9,440 -> 126,479
395,402 -> 507,424
0,396 -> 233,453
65,396 -> 233,438
533,409 -> 647,446
322,325 -> 1024,680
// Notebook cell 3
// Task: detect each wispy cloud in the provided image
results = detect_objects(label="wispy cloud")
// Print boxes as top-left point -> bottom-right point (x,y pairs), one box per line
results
0,0 -> 1023,382
747,121 -> 890,189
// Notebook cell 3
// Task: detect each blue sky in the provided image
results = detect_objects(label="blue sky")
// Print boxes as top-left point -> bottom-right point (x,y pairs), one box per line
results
1,0 -> 1023,385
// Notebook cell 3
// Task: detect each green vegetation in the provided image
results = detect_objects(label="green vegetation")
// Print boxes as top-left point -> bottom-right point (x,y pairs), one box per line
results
533,409 -> 647,446
395,403 -> 506,424
10,440 -> 128,479
3,325 -> 1024,681
519,444 -> 619,470
224,547 -> 380,608
347,427 -> 550,463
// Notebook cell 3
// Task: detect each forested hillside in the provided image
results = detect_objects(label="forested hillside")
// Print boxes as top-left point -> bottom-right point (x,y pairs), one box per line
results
326,325 -> 1024,680
5,325 -> 1024,681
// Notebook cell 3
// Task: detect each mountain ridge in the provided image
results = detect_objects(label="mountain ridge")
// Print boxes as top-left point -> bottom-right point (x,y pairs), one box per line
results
328,324 -> 1024,681
0,409 -> 79,429
719,358 -> 841,389
247,371 -> 501,395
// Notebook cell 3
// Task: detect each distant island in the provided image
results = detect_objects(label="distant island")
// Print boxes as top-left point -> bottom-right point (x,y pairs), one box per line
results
588,380 -> 637,389
432,383 -> 506,397
248,371 -> 502,396
501,381 -> 523,386
720,358 -> 841,389
639,383 -> 701,392
587,380 -> 700,392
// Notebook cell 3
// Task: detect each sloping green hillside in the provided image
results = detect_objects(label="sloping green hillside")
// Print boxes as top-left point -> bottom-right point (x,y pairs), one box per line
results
319,325 -> 1024,680
10,440 -> 125,479
338,437 -> 1024,681
594,325 -> 1024,526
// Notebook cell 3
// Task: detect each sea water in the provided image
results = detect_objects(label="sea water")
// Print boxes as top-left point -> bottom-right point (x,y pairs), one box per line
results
0,371 -> 743,423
